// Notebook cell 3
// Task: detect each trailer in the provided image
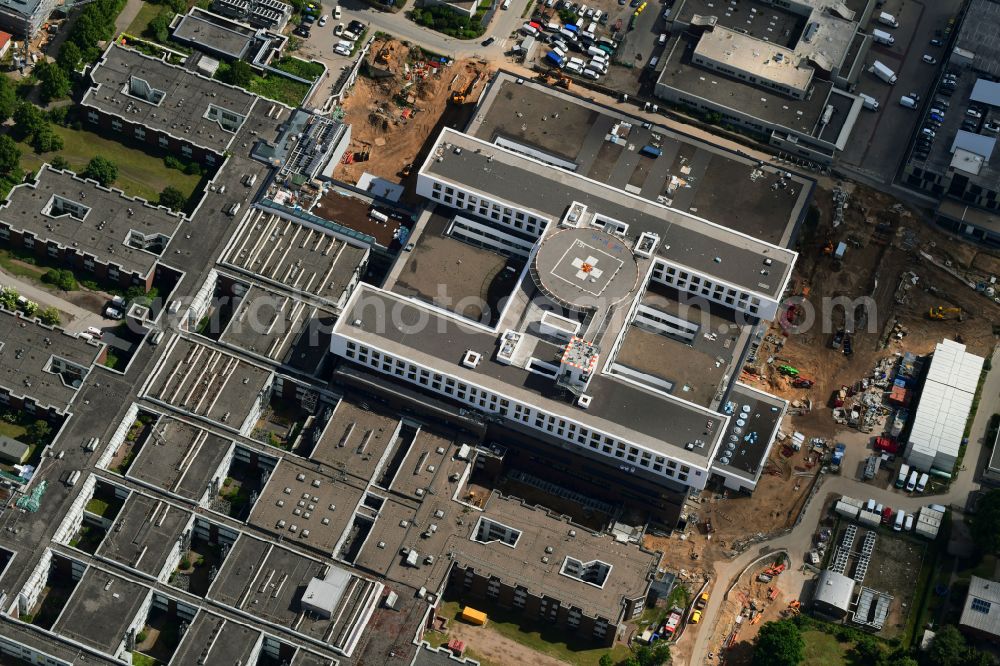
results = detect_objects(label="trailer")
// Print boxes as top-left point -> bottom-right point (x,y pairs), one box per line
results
870,60 -> 897,84
639,145 -> 661,158
858,509 -> 882,527
460,607 -> 488,626
835,499 -> 860,519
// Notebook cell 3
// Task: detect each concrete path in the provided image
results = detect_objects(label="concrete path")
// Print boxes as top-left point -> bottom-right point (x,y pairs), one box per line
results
0,268 -> 119,333
115,0 -> 146,36
691,345 -> 1000,663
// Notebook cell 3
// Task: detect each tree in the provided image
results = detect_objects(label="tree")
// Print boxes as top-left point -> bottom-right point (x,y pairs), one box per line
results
851,635 -> 883,664
752,620 -> 804,666
35,61 -> 71,102
42,269 -> 77,291
158,186 -> 186,211
634,643 -> 671,665
0,77 -> 16,121
221,60 -> 253,87
26,419 -> 52,445
50,156 -> 70,170
0,135 -> 20,174
599,655 -> 614,666
83,156 -> 117,186
57,41 -> 82,72
38,307 -> 61,326
31,125 -> 64,154
13,103 -> 47,139
146,9 -> 173,43
973,490 -> 1000,553
923,626 -> 968,666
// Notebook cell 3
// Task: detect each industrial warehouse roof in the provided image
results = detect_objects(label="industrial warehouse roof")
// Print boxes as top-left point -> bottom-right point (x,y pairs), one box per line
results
951,130 -> 997,161
960,576 -> 1000,637
813,568 -> 855,612
907,339 -> 984,473
971,78 -> 1000,108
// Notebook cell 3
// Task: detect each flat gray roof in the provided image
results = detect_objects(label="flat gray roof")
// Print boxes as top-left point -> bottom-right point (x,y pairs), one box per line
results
470,73 -> 809,249
53,568 -> 149,654
145,337 -> 273,427
309,399 -> 401,483
657,33 -> 841,138
957,0 -> 1000,78
173,8 -> 256,59
0,166 -> 181,278
247,458 -> 365,555
98,493 -> 191,576
426,129 -> 794,300
961,575 -> 1000,636
0,619 -> 122,666
126,416 -> 233,501
221,282 -> 338,368
171,612 -> 261,666
340,284 -> 725,468
83,44 -> 257,154
713,382 -> 786,483
222,209 -> 369,307
0,310 -> 100,412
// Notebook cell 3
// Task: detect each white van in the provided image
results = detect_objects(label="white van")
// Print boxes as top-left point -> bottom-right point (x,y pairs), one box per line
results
150,330 -> 165,346
904,514 -> 914,531
916,473 -> 929,492
893,510 -> 905,531
66,470 -> 81,487
565,61 -> 583,74
900,95 -> 917,109
906,470 -> 919,492
866,498 -> 876,512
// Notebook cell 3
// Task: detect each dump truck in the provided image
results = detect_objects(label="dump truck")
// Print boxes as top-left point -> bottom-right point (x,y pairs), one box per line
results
870,60 -> 897,84
460,607 -> 488,626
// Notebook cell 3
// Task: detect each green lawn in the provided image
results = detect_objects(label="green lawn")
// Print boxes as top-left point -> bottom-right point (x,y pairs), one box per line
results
271,56 -> 324,80
436,600 -> 630,666
125,1 -> 164,39
0,248 -> 48,282
131,652 -> 158,666
801,630 -> 850,666
0,422 -> 27,440
85,498 -> 110,516
17,126 -> 202,204
247,72 -> 310,107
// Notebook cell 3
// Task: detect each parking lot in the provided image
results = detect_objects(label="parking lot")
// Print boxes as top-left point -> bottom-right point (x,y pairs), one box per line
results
838,0 -> 964,183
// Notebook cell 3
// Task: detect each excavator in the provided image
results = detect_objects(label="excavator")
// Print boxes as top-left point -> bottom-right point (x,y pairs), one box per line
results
450,71 -> 484,104
928,306 -> 964,321
535,70 -> 571,90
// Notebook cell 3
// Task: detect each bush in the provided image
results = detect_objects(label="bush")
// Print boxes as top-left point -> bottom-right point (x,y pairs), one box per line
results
410,5 -> 485,38
218,60 -> 254,87
158,186 -> 186,211
83,156 -> 118,186
50,156 -> 70,170
179,556 -> 191,569
136,630 -> 148,643
42,268 -> 78,291
31,125 -> 64,154
164,155 -> 183,170
145,9 -> 173,43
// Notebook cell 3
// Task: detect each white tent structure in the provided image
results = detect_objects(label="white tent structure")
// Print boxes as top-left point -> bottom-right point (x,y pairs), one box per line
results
905,339 -> 984,474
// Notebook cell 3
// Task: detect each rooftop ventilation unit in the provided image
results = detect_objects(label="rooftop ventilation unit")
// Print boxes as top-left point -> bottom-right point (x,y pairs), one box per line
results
577,394 -> 593,409
462,350 -> 482,369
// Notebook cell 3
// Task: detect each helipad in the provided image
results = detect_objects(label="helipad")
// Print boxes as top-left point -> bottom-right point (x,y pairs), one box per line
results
531,227 -> 641,311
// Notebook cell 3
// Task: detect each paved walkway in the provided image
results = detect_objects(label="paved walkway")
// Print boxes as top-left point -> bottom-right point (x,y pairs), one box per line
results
0,268 -> 118,333
691,344 -> 1000,662
115,0 -> 145,35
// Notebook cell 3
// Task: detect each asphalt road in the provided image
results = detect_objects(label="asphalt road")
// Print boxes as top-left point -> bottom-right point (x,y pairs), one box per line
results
322,0 -> 532,59
690,344 -> 1000,663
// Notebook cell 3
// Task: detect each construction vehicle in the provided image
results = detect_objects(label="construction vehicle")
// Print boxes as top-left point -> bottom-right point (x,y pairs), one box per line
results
450,71 -> 483,104
928,306 -> 963,321
791,377 -> 814,389
778,364 -> 800,377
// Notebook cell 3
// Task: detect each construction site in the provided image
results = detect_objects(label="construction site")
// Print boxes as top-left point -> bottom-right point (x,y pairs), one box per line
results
334,36 -> 491,196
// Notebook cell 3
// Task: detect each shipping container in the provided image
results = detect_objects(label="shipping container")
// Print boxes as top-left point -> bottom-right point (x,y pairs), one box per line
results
461,607 -> 488,625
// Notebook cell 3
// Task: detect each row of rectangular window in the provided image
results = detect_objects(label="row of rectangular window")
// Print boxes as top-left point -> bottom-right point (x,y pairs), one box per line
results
343,341 -> 700,483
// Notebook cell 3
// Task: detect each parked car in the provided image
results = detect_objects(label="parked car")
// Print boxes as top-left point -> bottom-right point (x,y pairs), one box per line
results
881,506 -> 893,525
348,19 -> 365,33
922,54 -> 937,64
930,38 -> 943,46
334,4 -> 341,18
334,23 -> 344,35
984,122 -> 1000,133
318,14 -> 328,26
481,36 -> 495,46
967,108 -> 983,119
294,25 -> 311,37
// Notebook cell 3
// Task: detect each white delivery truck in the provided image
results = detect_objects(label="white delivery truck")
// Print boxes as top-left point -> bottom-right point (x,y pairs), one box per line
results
870,60 -> 897,84
878,11 -> 899,28
899,95 -> 917,109
859,93 -> 880,111
872,29 -> 895,46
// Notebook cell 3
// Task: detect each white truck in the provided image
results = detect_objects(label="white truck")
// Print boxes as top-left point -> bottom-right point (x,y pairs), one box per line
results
859,93 -> 880,111
878,11 -> 899,28
870,60 -> 897,84
872,28 -> 895,46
